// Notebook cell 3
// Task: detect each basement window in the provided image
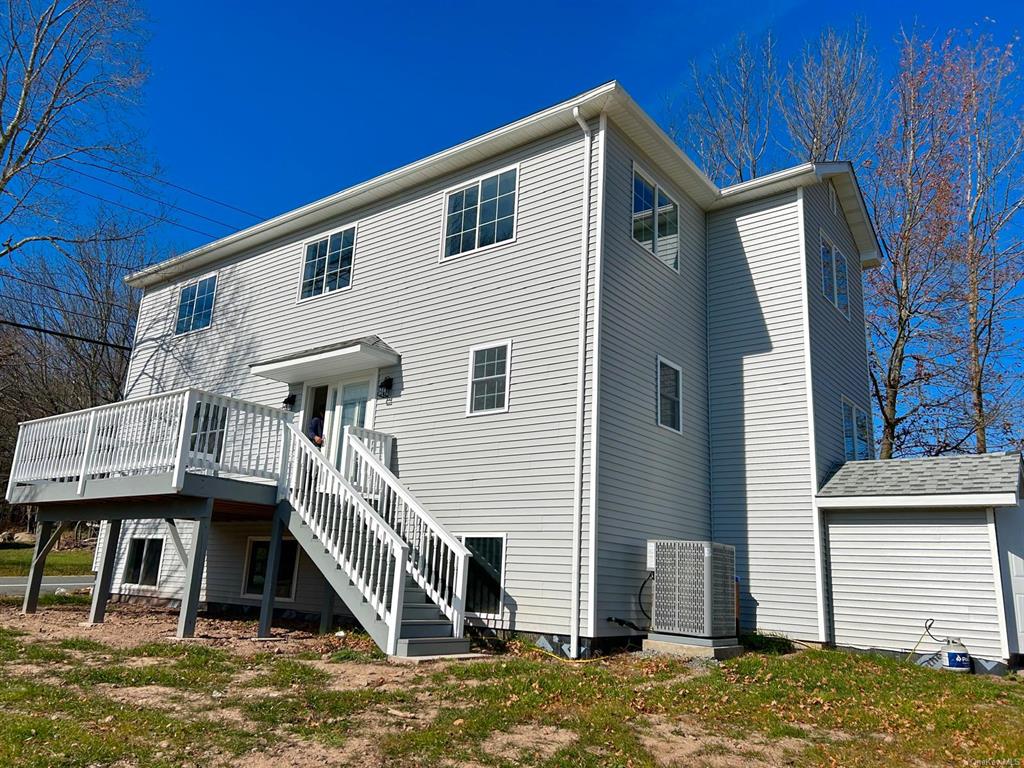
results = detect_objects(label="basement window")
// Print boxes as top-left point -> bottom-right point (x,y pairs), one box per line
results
175,275 -> 217,335
242,538 -> 299,601
466,341 -> 512,415
443,167 -> 518,259
657,356 -> 683,433
300,226 -> 356,299
842,398 -> 872,461
123,538 -> 163,587
820,233 -> 850,317
632,166 -> 679,271
461,535 -> 505,617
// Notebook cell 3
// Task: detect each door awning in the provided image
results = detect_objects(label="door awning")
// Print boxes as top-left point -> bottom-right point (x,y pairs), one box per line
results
250,335 -> 399,384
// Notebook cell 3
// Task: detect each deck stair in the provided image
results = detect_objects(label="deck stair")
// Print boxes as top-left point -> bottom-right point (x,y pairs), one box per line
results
277,422 -> 471,656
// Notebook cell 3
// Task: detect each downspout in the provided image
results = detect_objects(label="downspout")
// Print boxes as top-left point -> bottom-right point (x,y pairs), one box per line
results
570,105 -> 593,659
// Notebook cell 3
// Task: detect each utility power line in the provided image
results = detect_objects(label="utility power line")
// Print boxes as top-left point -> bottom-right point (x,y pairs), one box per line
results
56,163 -> 243,231
0,319 -> 130,351
0,271 -> 132,311
0,293 -> 133,328
55,141 -> 266,220
47,178 -> 221,239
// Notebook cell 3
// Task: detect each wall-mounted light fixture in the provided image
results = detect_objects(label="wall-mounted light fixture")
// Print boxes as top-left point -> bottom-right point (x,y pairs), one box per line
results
282,393 -> 297,410
377,376 -> 394,403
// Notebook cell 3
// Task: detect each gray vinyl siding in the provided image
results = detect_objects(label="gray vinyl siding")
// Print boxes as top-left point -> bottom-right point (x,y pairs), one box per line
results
804,183 -> 871,485
123,125 -> 598,636
593,122 -> 710,633
826,509 -> 1004,660
707,191 -> 820,640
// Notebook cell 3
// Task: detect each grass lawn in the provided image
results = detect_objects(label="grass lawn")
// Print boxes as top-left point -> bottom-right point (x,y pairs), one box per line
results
0,619 -> 1020,768
0,544 -> 94,577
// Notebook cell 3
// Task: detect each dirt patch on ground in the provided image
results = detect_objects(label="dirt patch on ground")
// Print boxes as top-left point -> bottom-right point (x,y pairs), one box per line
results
0,602 -> 344,656
481,724 -> 578,763
640,715 -> 808,767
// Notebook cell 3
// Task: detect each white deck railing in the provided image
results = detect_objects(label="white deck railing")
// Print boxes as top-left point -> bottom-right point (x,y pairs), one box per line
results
6,389 -> 290,499
343,429 -> 471,637
283,423 -> 408,654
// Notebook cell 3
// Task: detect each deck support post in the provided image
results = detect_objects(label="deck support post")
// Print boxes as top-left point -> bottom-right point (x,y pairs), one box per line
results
319,575 -> 335,634
177,505 -> 212,639
88,518 -> 122,624
258,502 -> 288,638
22,520 -> 66,614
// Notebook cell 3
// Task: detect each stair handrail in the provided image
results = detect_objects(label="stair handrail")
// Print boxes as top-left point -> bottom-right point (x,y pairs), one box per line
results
282,422 -> 408,654
344,431 -> 471,635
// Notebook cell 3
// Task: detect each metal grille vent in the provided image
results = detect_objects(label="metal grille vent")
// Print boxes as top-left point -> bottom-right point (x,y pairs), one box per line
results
650,540 -> 736,638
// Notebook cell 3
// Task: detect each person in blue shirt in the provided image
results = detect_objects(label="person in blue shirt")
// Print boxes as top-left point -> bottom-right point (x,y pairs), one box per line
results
307,415 -> 324,448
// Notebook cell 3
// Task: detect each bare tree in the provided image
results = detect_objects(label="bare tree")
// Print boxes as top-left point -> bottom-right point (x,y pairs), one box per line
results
938,34 -> 1024,453
865,33 -> 961,458
0,0 -> 147,260
778,21 -> 878,166
682,33 -> 778,185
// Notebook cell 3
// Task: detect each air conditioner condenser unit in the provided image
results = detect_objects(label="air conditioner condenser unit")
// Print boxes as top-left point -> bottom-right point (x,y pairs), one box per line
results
643,539 -> 743,659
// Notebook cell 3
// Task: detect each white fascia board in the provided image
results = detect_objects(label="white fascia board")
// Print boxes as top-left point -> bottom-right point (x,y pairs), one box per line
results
816,492 -> 1019,509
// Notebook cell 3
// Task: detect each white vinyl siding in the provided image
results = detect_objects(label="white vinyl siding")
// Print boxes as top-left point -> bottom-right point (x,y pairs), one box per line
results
708,190 -> 820,640
827,509 -> 1005,661
124,125 -> 596,635
595,123 -> 709,634
805,182 -> 872,485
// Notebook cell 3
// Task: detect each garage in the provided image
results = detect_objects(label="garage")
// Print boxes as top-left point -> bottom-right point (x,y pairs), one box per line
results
817,452 -> 1024,671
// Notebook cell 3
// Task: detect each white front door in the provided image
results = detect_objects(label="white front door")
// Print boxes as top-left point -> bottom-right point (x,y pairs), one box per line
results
327,377 -> 372,469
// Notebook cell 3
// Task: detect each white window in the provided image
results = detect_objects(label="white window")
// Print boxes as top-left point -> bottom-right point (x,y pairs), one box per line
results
175,275 -> 217,335
300,226 -> 356,300
443,167 -> 518,259
842,398 -> 872,461
657,356 -> 683,433
459,534 -> 506,618
820,233 -> 849,317
242,537 -> 300,601
123,538 -> 163,586
466,340 -> 512,415
632,167 -> 679,271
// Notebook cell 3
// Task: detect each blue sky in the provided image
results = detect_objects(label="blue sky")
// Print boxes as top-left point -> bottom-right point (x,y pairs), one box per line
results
138,0 -> 1023,255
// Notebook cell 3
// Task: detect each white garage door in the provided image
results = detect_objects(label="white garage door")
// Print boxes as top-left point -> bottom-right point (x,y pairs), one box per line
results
826,510 -> 1004,661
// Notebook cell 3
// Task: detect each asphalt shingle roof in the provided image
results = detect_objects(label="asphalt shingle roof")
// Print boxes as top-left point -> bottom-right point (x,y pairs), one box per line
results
818,451 -> 1023,498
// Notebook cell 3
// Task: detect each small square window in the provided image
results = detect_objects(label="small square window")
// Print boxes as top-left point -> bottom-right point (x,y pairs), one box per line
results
242,538 -> 299,600
443,169 -> 517,259
175,275 -> 217,335
657,357 -> 683,432
301,227 -> 356,299
467,341 -> 511,415
123,538 -> 162,587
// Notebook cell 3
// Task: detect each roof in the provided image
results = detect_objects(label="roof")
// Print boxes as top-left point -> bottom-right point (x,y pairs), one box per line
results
126,81 -> 881,289
817,452 -> 1023,509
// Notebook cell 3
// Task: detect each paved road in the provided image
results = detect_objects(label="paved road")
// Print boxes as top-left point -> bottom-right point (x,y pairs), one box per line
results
0,575 -> 94,596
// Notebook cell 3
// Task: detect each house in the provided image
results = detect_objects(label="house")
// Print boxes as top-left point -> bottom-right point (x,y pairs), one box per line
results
7,82 -> 1023,667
